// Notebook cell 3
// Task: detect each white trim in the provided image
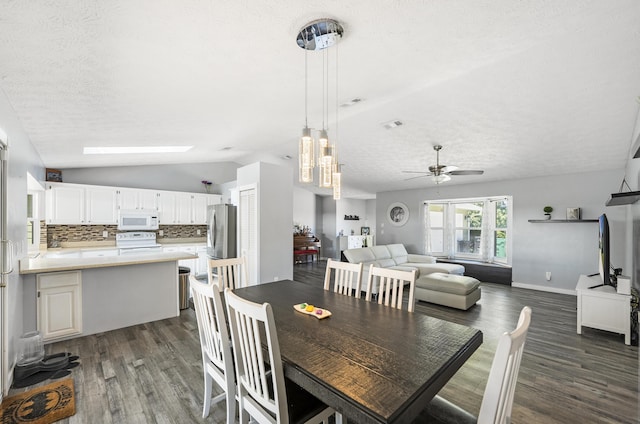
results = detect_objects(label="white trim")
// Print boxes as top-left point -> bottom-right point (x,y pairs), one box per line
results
512,281 -> 577,296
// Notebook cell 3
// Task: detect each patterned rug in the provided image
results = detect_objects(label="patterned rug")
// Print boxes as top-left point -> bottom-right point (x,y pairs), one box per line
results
0,378 -> 75,424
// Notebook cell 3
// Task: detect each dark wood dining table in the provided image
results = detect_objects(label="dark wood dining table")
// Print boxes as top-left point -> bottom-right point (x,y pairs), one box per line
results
232,280 -> 483,424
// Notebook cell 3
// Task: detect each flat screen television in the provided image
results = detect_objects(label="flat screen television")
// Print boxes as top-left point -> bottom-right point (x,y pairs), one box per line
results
597,213 -> 612,287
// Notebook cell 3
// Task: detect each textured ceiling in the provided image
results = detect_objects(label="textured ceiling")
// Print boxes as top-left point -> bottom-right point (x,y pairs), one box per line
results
1,0 -> 639,199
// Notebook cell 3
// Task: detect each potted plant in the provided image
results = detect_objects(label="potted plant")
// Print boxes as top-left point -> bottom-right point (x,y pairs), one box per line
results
543,206 -> 553,220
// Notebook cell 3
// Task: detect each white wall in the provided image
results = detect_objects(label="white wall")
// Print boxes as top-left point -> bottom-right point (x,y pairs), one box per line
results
626,112 -> 640,291
376,169 -> 626,292
0,89 -> 45,391
293,187 -> 317,234
61,162 -> 239,194
237,162 -> 293,284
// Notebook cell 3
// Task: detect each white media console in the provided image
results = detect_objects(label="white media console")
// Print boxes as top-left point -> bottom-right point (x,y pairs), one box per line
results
576,274 -> 631,345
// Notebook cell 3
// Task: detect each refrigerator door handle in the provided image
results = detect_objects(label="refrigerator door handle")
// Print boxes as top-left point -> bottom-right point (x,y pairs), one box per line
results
1,239 -> 13,276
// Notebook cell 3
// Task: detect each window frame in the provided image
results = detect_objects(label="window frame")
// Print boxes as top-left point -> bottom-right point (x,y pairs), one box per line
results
423,195 -> 512,265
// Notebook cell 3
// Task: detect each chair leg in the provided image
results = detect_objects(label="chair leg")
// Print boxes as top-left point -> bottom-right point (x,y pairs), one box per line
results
202,371 -> 212,418
226,383 -> 236,424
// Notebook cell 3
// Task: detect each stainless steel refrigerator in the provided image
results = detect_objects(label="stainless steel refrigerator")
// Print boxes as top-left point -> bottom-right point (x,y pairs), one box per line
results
206,204 -> 237,259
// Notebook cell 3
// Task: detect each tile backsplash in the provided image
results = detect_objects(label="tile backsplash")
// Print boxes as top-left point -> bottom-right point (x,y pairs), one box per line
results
45,223 -> 207,247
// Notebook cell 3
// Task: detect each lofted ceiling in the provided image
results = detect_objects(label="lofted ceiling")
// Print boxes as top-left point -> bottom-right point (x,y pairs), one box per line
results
0,1 -> 639,199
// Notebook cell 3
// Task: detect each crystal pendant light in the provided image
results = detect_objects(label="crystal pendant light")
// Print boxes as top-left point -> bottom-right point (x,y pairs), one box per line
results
332,163 -> 341,200
298,47 -> 314,183
297,19 -> 343,191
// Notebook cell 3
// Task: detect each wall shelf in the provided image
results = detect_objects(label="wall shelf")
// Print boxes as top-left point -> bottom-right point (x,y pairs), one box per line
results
528,219 -> 598,223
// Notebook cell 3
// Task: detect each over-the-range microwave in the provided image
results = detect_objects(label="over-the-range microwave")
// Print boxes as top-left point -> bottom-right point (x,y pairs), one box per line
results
117,209 -> 159,231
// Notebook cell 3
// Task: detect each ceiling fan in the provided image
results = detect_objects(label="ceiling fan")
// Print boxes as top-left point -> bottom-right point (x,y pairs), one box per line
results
402,145 -> 484,183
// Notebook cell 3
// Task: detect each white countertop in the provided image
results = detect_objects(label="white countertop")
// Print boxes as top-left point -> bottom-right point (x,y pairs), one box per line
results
19,250 -> 197,274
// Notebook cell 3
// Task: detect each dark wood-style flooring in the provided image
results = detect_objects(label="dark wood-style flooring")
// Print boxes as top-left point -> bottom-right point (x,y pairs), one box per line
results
10,260 -> 639,423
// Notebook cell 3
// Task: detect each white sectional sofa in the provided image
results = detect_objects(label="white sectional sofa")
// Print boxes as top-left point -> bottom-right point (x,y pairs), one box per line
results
342,244 -> 465,294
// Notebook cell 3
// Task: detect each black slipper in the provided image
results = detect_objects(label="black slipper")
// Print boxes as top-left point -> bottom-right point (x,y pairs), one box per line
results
14,352 -> 75,381
12,369 -> 72,389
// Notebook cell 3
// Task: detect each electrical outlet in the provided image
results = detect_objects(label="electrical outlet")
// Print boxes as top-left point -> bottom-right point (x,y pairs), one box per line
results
159,230 -> 164,236
545,271 -> 551,281
102,230 -> 109,238
197,229 -> 201,235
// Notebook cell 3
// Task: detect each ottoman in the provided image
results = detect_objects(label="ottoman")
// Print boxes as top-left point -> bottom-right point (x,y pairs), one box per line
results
415,272 -> 481,310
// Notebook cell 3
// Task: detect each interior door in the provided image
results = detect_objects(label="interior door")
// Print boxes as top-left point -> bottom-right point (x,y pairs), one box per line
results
238,186 -> 257,285
0,129 -> 8,397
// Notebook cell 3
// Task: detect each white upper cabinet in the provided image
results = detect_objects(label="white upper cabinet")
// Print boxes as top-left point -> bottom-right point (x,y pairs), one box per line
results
47,183 -> 118,225
85,186 -> 118,224
46,183 -> 85,224
46,183 -> 218,225
192,194 -> 211,224
117,188 -> 158,211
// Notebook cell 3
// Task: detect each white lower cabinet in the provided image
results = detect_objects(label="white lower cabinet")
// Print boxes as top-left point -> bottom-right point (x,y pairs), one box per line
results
196,246 -> 208,277
37,271 -> 83,342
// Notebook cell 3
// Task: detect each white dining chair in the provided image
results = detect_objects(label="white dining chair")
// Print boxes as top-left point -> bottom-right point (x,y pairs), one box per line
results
423,306 -> 533,424
208,256 -> 248,290
224,288 -> 336,424
190,276 -> 236,422
323,259 -> 363,297
365,265 -> 417,312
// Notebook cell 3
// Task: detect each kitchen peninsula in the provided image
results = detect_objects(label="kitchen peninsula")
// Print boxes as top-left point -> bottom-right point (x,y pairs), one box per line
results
20,249 -> 196,342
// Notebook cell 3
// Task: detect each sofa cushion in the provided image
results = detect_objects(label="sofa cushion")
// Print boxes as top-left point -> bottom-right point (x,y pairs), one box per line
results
387,244 -> 409,265
377,258 -> 397,268
370,245 -> 392,260
343,247 -> 376,264
416,273 -> 480,296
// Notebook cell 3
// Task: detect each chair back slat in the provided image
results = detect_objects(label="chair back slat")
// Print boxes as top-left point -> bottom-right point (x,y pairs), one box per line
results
477,306 -> 532,424
190,276 -> 230,373
225,288 -> 289,423
323,259 -> 363,297
208,257 -> 248,290
365,265 -> 417,312
190,276 -> 235,421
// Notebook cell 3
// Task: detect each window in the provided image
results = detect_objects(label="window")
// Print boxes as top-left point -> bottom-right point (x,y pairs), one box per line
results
424,196 -> 512,265
27,192 -> 40,251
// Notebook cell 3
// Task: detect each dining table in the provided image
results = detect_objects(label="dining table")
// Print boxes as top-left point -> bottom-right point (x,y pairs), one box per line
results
232,279 -> 483,424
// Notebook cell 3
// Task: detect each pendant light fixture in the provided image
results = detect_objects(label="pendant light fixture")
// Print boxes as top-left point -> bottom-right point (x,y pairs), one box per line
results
299,47 -> 314,183
296,19 -> 343,194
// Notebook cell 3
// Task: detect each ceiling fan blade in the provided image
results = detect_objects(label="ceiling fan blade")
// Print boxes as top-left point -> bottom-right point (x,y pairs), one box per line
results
440,165 -> 459,173
401,170 -> 431,174
404,174 -> 430,181
448,170 -> 484,176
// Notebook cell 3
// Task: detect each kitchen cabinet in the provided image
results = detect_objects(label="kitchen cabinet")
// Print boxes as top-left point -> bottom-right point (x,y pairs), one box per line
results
192,194 -> 209,225
47,183 -> 118,225
163,244 -> 206,276
117,188 -> 158,211
196,245 -> 208,277
46,183 -> 217,226
46,183 -> 85,224
37,271 -> 82,341
158,191 -> 192,224
85,186 -> 118,224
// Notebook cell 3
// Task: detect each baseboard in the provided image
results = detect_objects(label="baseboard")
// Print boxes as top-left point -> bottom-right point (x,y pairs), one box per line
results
512,282 -> 576,296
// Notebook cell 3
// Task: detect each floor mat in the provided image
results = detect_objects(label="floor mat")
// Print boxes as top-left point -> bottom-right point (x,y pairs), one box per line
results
0,378 -> 75,424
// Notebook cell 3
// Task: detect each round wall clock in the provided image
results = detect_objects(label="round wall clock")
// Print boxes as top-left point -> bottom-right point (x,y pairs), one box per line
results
387,202 -> 409,226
